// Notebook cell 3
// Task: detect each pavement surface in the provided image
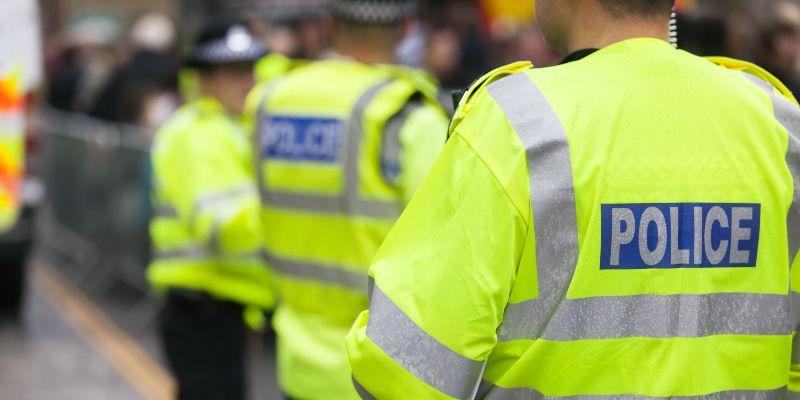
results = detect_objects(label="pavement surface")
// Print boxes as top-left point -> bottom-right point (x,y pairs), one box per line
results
0,257 -> 281,400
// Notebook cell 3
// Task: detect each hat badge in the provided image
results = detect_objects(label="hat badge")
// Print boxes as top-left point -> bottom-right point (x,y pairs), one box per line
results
226,25 -> 252,53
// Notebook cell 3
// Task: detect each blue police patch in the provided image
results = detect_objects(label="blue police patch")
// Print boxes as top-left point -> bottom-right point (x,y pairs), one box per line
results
600,203 -> 761,270
262,116 -> 343,163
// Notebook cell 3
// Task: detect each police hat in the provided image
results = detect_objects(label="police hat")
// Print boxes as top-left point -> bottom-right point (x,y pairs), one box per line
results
332,0 -> 416,25
185,21 -> 267,69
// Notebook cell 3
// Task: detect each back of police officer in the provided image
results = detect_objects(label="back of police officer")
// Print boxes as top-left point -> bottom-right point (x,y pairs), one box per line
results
250,0 -> 448,398
347,0 -> 800,398
148,21 -> 272,400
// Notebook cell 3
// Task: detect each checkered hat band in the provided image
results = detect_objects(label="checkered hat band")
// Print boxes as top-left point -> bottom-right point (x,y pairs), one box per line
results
191,39 -> 266,66
333,1 -> 413,24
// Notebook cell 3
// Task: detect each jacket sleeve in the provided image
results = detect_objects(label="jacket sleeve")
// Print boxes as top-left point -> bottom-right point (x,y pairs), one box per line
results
791,246 -> 800,393
157,116 -> 262,256
346,86 -> 531,399
395,101 -> 449,205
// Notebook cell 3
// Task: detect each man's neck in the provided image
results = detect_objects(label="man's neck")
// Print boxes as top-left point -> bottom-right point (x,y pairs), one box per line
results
334,44 -> 395,65
566,15 -> 670,53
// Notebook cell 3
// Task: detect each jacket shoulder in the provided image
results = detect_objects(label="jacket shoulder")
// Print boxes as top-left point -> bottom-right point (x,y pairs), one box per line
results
450,61 -> 533,133
153,102 -> 231,152
706,56 -> 799,106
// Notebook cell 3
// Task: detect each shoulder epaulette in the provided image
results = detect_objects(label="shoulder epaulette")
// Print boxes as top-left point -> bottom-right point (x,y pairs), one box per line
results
706,56 -> 799,106
449,61 -> 533,135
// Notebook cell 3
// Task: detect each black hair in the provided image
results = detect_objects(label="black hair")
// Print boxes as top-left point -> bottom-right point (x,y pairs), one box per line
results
598,0 -> 674,18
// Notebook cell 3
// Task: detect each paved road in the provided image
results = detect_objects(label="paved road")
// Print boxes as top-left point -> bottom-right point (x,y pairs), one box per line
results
0,264 -> 142,400
0,259 -> 281,400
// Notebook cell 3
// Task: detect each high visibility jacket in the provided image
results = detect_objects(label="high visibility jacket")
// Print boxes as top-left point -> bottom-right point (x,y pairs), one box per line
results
251,58 -> 448,399
347,38 -> 800,399
0,69 -> 24,233
148,97 -> 274,319
255,53 -> 305,84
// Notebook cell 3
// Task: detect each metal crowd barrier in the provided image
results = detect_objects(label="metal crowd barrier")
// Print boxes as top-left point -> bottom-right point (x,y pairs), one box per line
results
37,106 -> 154,311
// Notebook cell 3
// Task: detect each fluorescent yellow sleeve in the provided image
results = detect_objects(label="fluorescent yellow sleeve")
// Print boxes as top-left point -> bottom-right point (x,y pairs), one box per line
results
347,117 -> 529,396
397,103 -> 448,205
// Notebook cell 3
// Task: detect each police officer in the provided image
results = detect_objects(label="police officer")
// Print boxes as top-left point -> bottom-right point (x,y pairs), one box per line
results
347,0 -> 800,398
148,20 -> 273,400
249,0 -> 449,398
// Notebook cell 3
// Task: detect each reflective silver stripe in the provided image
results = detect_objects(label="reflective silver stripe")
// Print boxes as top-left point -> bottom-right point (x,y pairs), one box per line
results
352,376 -> 377,400
263,250 -> 368,292
479,385 -> 788,400
257,80 -> 401,220
789,389 -> 800,400
261,191 -> 398,219
488,72 -> 580,340
155,246 -> 263,262
793,290 -> 800,332
745,75 -> 800,371
194,187 -> 258,215
153,187 -> 257,220
499,293 -> 790,342
775,88 -> 800,266
380,101 -> 424,186
742,73 -> 800,267
156,246 -> 210,260
366,284 -> 483,399
342,80 -> 402,219
253,83 -> 280,215
153,205 -> 178,218
0,113 -> 24,136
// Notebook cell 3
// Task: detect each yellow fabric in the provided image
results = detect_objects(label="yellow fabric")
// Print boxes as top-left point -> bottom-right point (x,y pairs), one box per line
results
148,97 -> 274,311
346,312 -> 457,400
253,59 -> 448,399
706,56 -> 799,106
485,336 -> 790,396
254,53 -> 304,84
0,69 -> 24,232
348,38 -> 797,397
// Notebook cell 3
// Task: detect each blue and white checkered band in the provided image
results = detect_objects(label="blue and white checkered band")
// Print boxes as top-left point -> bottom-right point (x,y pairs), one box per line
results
191,26 -> 266,66
333,0 -> 415,24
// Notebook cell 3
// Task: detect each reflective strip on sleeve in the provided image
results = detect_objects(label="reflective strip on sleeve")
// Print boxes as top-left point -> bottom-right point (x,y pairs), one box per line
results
366,284 -> 484,399
153,187 -> 258,222
155,246 -> 210,260
498,293 -> 791,342
478,384 -> 788,400
352,376 -> 378,400
487,72 -> 580,340
263,250 -> 368,292
154,246 -> 263,263
153,205 -> 178,218
194,187 -> 258,216
256,80 -> 401,220
743,73 -> 800,267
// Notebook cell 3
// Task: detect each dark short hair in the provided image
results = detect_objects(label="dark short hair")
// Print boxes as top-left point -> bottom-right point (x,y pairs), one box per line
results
598,0 -> 674,18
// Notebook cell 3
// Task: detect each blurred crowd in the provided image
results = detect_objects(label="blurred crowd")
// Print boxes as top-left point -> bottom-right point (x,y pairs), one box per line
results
40,0 -> 800,129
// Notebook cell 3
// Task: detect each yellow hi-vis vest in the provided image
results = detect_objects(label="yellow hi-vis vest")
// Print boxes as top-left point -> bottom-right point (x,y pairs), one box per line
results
252,58 -> 448,399
347,38 -> 800,399
148,97 -> 274,322
0,69 -> 24,232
